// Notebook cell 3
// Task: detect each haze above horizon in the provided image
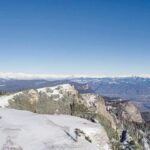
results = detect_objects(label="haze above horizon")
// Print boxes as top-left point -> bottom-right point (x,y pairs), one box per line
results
0,0 -> 150,75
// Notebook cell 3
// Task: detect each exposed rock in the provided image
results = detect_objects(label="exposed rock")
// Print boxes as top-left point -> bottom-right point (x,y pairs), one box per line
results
27,89 -> 39,104
120,101 -> 143,123
81,94 -> 117,130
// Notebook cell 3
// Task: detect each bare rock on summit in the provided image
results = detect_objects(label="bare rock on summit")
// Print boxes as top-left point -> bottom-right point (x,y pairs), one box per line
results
28,89 -> 39,104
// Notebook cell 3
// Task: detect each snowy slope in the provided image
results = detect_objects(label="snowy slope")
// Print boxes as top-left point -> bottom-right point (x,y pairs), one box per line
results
0,92 -> 22,108
0,84 -> 75,107
0,108 -> 110,150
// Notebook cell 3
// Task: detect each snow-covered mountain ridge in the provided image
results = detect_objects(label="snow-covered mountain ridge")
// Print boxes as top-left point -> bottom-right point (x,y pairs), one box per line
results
0,84 -> 117,129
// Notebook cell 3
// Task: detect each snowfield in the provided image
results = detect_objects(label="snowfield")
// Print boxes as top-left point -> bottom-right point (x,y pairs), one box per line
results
0,108 -> 111,150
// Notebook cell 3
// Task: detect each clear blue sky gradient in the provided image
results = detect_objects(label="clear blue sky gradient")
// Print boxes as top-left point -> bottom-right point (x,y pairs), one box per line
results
0,0 -> 150,75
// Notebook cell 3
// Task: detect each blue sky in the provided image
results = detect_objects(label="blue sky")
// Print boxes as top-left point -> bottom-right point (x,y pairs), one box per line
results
0,0 -> 150,76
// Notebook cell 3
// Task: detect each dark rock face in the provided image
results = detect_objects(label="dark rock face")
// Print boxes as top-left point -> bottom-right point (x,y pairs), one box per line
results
120,130 -> 127,143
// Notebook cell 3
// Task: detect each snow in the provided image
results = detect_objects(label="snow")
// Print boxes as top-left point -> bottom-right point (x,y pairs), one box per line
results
0,108 -> 110,150
0,95 -> 15,108
37,84 -> 77,101
38,84 -> 74,92
0,92 -> 22,108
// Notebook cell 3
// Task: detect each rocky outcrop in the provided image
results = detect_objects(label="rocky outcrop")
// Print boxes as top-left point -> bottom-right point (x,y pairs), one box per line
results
28,89 -> 39,104
81,94 -> 117,130
8,84 -> 78,114
104,99 -> 149,149
119,101 -> 143,123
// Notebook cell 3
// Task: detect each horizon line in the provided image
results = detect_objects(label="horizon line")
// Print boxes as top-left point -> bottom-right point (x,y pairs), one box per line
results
0,72 -> 150,80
